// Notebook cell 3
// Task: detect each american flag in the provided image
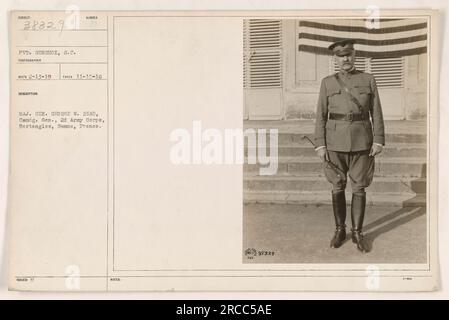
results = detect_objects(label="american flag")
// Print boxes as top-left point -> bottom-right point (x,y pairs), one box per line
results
298,19 -> 427,58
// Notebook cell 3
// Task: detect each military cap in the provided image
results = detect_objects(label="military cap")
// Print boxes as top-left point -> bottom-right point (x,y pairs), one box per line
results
328,39 -> 356,56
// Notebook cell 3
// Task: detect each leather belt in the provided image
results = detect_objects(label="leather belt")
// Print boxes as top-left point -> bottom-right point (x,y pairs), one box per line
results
329,112 -> 369,122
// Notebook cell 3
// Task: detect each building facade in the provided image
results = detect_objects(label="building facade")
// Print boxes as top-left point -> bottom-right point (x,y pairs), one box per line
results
244,19 -> 428,121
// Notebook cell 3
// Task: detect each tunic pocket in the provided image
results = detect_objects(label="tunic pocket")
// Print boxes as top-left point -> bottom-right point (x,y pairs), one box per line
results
326,87 -> 341,97
325,120 -> 336,147
326,88 -> 342,108
353,85 -> 372,112
355,86 -> 371,95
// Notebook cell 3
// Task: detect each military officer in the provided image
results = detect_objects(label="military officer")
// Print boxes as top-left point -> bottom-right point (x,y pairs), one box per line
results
314,39 -> 385,253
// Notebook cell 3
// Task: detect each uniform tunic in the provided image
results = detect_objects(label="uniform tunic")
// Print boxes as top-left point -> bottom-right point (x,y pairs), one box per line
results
314,69 -> 385,152
314,69 -> 385,193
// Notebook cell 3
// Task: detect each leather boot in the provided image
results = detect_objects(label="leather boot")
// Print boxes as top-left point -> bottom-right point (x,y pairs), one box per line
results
330,191 -> 346,248
351,192 -> 369,253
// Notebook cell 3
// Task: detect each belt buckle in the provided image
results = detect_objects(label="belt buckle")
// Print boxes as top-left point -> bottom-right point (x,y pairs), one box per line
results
347,112 -> 353,122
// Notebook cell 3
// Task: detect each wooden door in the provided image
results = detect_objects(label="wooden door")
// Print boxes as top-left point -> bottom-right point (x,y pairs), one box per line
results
244,19 -> 283,120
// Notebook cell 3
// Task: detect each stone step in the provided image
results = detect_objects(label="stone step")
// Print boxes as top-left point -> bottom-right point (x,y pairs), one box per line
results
244,120 -> 427,144
245,143 -> 426,158
244,156 -> 427,178
243,190 -> 426,207
244,120 -> 426,134
244,176 -> 426,194
262,133 -> 427,145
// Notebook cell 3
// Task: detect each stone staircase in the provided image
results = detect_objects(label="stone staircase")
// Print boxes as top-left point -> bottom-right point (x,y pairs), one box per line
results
243,120 -> 427,207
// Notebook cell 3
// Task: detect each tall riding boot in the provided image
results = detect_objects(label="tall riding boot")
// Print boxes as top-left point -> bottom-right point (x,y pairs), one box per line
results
330,191 -> 346,248
351,192 -> 369,253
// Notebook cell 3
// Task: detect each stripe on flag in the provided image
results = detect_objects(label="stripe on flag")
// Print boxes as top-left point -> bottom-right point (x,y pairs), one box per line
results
298,19 -> 427,58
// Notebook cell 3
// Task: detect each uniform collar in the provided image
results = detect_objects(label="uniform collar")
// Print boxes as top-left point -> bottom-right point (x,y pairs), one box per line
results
339,67 -> 358,78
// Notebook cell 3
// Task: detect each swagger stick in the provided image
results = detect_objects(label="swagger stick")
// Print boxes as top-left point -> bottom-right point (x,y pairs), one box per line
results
301,135 -> 354,182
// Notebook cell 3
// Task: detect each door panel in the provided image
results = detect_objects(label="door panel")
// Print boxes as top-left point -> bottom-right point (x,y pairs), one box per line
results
244,19 -> 283,120
378,88 -> 405,120
245,88 -> 282,120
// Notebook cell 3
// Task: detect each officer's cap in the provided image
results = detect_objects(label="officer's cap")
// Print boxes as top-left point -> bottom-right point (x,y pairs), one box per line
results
328,39 -> 356,56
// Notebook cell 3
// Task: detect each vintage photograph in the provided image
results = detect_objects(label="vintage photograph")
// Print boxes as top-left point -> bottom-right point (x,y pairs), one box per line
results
243,18 -> 428,263
6,9 -> 439,292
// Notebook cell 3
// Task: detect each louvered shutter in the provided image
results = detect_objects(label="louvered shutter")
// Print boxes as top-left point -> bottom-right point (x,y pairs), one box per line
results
369,57 -> 404,88
243,20 -> 249,89
244,19 -> 282,89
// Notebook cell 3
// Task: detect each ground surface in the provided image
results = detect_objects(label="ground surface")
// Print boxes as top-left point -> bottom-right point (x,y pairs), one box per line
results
243,203 -> 427,264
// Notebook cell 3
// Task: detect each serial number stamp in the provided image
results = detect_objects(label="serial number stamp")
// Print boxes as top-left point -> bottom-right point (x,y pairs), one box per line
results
244,248 -> 276,260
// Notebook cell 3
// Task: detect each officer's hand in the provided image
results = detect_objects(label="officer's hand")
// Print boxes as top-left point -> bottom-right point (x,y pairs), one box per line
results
370,144 -> 383,157
316,147 -> 329,162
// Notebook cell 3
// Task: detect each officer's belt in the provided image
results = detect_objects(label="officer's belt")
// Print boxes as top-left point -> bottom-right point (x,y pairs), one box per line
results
329,112 -> 369,122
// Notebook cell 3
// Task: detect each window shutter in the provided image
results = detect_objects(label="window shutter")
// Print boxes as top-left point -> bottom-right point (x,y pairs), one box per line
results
369,57 -> 404,88
243,19 -> 282,89
243,20 -> 249,89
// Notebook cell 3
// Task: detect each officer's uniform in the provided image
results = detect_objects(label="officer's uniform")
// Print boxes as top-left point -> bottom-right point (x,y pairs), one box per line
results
315,68 -> 385,192
314,39 -> 385,252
